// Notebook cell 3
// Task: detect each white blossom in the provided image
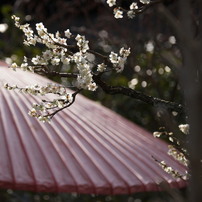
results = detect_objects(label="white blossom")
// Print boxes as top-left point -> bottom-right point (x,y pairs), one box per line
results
20,63 -> 28,71
28,108 -> 38,117
38,116 -> 51,123
130,2 -> 138,10
127,11 -> 136,19
114,8 -> 123,19
60,93 -> 73,102
106,0 -> 116,7
119,47 -> 131,57
140,0 -> 150,4
109,48 -> 130,72
75,34 -> 89,53
10,62 -> 18,71
64,29 -> 72,38
51,57 -> 60,66
97,63 -> 107,72
61,56 -> 71,65
179,124 -> 190,135
88,82 -> 97,91
31,55 -> 47,65
42,50 -> 52,60
109,52 -> 119,64
36,22 -> 47,36
153,131 -> 162,138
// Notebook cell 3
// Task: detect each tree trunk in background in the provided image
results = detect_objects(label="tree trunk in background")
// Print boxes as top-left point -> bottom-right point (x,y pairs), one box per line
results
175,0 -> 202,200
181,55 -> 202,202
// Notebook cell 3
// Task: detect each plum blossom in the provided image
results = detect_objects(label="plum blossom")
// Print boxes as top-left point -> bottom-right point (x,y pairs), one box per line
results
97,63 -> 107,72
130,2 -> 138,10
8,15 -> 131,121
113,8 -> 123,19
109,47 -> 130,72
140,0 -> 150,4
75,34 -> 89,53
106,0 -> 116,7
64,29 -> 72,38
179,124 -> 190,135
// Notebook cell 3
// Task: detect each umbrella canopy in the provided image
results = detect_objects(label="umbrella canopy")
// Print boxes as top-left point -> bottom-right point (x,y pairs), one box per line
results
0,63 -> 187,194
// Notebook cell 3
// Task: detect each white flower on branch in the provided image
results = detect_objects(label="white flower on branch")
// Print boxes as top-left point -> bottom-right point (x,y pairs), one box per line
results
61,56 -> 71,65
8,15 -> 132,120
106,0 -> 116,7
119,47 -> 131,57
5,82 -> 76,122
28,108 -> 38,118
36,22 -> 47,36
179,124 -> 190,135
64,29 -> 72,38
140,0 -> 150,4
130,2 -> 138,10
10,62 -> 18,71
38,116 -> 51,123
75,34 -> 89,53
97,63 -> 107,72
127,11 -> 136,19
109,47 -> 130,72
113,8 -> 123,19
42,50 -> 52,60
153,131 -> 162,138
20,62 -> 28,71
168,145 -> 189,166
109,52 -> 119,64
51,57 -> 60,66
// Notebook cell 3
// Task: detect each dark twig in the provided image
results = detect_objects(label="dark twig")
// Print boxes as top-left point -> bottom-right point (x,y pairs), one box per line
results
46,89 -> 82,119
38,70 -> 78,78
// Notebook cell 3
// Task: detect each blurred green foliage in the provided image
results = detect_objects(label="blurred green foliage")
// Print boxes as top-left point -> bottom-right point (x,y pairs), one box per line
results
0,4 -> 41,64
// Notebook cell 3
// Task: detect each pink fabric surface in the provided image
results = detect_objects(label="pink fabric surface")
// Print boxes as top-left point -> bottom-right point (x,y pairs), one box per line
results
0,63 -> 187,194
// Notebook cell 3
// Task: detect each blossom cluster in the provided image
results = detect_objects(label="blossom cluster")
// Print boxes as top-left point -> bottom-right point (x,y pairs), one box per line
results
106,0 -> 151,19
7,15 -> 131,121
153,125 -> 189,179
168,145 -> 188,167
10,15 -> 96,92
158,160 -> 188,180
109,47 -> 130,72
4,82 -> 73,122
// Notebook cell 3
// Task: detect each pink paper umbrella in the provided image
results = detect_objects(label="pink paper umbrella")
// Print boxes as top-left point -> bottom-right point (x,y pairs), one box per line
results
0,62 -> 187,194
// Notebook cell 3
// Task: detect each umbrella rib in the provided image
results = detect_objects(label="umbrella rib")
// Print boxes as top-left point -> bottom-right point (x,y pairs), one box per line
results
92,109 -> 185,186
33,119 -> 80,192
4,90 -> 39,189
80,102 -> 161,149
24,93 -> 82,192
79,101 -> 164,152
5,86 -> 93,193
0,91 -> 15,188
81,111 -> 175,180
60,111 -> 138,194
68,111 -> 153,192
68,106 -> 185,191
53,114 -> 104,194
15,92 -> 60,192
70,108 -> 165,189
83,106 -> 186,175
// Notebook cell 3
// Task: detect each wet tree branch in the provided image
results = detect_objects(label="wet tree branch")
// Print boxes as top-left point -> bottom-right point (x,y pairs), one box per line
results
93,74 -> 184,115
